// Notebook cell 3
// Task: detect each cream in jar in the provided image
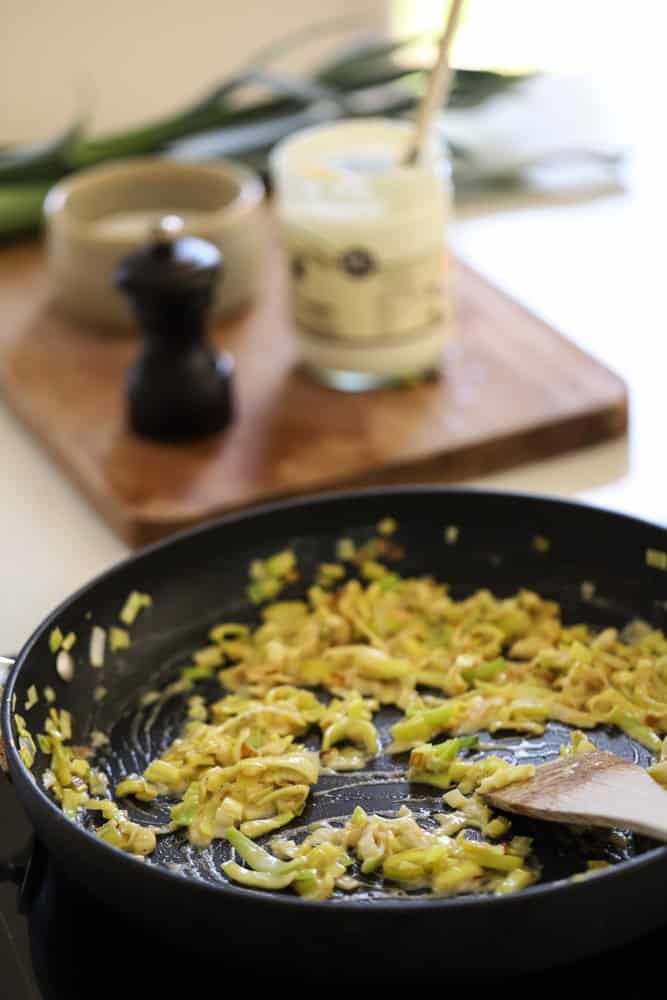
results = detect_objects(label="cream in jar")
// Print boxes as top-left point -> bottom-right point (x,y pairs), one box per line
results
270,118 -> 452,390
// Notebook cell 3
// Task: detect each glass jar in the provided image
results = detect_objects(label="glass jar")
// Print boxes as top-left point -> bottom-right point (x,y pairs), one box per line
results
270,117 -> 452,391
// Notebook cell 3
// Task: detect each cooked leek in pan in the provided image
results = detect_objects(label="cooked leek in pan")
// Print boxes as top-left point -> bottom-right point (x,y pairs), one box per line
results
31,525 -> 667,899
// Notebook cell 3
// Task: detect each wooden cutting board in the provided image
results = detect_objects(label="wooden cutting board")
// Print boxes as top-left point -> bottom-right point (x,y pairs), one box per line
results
0,229 -> 627,547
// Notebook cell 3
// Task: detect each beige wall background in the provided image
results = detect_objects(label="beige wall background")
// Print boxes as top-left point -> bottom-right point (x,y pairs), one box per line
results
3,0 -> 638,145
1,0 -> 387,142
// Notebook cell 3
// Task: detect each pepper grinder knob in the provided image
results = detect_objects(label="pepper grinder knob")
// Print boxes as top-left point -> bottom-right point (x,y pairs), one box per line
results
113,215 -> 235,442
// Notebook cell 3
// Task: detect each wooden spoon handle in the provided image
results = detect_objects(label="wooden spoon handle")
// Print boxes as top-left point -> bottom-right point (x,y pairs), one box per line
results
403,0 -> 465,165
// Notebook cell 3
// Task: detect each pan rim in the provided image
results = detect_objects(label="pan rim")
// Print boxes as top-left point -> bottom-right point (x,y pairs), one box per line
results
3,485 -> 667,914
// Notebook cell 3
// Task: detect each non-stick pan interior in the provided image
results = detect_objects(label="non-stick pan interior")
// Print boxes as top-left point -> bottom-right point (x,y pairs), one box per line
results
6,489 -> 667,899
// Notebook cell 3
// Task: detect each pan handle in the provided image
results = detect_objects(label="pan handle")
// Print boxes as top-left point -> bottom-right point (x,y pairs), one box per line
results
0,655 -> 13,684
0,656 -> 16,777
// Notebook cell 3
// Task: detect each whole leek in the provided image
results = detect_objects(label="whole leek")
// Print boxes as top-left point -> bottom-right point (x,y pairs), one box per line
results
0,24 -> 528,239
0,182 -> 53,241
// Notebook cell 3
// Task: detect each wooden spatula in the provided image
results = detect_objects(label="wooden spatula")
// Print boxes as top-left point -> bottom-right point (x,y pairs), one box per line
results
483,750 -> 667,842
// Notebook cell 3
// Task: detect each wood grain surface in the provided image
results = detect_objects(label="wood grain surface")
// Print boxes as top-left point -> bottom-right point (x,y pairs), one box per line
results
0,228 -> 627,547
485,750 -> 667,843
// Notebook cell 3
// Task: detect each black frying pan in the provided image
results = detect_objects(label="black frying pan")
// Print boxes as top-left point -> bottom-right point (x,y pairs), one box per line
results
2,487 -> 667,980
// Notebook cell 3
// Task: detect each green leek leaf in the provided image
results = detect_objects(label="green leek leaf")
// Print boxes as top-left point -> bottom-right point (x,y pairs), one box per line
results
0,120 -> 83,183
0,181 -> 52,240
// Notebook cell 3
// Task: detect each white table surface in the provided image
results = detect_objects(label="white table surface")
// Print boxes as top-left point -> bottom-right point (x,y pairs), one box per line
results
1,155 -> 664,655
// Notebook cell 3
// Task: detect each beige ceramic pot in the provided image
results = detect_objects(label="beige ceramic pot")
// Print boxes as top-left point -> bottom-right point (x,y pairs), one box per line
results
44,157 -> 266,330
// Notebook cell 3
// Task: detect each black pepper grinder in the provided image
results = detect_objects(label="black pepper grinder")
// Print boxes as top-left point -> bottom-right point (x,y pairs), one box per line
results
114,215 -> 235,442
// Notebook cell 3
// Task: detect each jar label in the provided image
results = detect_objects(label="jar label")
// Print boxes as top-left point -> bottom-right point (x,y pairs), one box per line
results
287,243 -> 448,343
